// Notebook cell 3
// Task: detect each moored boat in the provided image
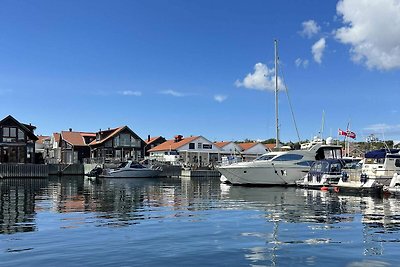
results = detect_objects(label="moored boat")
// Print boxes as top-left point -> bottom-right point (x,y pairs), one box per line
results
100,161 -> 162,178
296,158 -> 345,189
361,149 -> 400,186
383,172 -> 400,195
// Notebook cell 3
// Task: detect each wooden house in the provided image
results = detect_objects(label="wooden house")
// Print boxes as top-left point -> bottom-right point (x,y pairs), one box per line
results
89,126 -> 145,161
0,115 -> 38,163
144,136 -> 166,156
60,129 -> 94,163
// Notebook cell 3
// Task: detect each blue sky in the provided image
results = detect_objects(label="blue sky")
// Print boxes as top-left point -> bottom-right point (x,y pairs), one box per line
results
1,0 -> 400,142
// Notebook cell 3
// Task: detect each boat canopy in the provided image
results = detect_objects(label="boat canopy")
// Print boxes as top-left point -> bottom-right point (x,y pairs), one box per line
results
365,149 -> 400,159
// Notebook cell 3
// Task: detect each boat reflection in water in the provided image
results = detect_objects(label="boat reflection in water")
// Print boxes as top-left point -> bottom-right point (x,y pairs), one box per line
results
220,184 -> 400,265
1,177 -> 400,266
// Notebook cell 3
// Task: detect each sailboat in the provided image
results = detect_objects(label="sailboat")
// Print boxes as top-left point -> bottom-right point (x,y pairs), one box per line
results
218,40 -> 342,185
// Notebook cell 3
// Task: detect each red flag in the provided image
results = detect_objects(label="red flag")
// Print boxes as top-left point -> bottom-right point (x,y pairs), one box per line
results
347,131 -> 356,139
338,129 -> 347,136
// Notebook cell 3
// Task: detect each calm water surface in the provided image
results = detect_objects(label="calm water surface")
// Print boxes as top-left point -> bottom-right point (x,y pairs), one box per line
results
1,176 -> 400,266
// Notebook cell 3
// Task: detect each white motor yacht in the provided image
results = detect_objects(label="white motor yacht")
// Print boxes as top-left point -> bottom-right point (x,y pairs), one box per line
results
218,139 -> 342,185
360,149 -> 400,186
100,161 -> 162,178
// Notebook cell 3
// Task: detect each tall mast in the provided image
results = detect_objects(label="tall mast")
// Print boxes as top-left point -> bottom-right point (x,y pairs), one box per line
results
274,40 -> 279,149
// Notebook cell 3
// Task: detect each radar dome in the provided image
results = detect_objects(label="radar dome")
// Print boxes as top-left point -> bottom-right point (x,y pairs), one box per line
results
326,137 -> 333,145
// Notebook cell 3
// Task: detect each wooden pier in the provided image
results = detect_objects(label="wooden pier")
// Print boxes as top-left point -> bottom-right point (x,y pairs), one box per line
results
0,164 -> 49,178
180,169 -> 221,178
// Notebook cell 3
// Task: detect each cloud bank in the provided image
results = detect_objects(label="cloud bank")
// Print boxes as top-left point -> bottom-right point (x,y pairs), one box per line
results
335,0 -> 400,70
214,94 -> 227,103
119,90 -> 142,96
235,63 -> 282,91
312,38 -> 326,64
300,20 -> 321,38
160,90 -> 185,97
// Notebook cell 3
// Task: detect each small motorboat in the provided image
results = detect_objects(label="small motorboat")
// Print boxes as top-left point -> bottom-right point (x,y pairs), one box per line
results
100,161 -> 162,178
296,159 -> 345,189
333,172 -> 383,195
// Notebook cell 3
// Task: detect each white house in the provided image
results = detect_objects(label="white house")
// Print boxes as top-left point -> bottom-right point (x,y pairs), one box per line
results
148,135 -> 222,167
237,142 -> 270,161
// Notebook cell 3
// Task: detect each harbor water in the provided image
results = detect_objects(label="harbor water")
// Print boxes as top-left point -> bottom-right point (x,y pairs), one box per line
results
1,176 -> 400,266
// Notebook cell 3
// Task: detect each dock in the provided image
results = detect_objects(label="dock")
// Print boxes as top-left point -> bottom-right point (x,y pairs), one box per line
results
0,164 -> 49,178
180,169 -> 221,178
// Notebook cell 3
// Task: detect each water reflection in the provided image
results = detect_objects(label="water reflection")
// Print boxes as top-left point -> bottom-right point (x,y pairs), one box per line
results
0,178 -> 48,234
1,176 -> 400,266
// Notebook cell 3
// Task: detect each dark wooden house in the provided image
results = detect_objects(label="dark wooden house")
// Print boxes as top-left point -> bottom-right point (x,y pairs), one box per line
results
89,126 -> 145,161
144,136 -> 166,156
0,115 -> 38,164
60,129 -> 94,163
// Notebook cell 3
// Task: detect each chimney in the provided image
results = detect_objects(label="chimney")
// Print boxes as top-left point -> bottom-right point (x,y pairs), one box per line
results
174,135 -> 183,142
69,128 -> 72,132
147,135 -> 150,142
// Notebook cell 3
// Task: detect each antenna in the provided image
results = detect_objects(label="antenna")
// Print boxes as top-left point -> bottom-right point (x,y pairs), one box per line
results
320,110 -> 325,140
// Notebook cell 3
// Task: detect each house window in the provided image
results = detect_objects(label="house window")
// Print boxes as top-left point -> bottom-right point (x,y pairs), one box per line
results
18,129 -> 25,142
189,143 -> 195,149
3,127 -> 17,142
120,134 -> 131,147
203,144 -> 212,149
197,143 -> 202,149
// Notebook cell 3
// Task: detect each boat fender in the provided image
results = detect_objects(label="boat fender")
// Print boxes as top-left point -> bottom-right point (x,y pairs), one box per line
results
334,187 -> 340,193
320,186 -> 329,191
341,171 -> 348,182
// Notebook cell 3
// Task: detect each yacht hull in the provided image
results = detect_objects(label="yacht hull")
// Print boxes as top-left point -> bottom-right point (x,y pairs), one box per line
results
101,169 -> 161,178
218,164 -> 309,185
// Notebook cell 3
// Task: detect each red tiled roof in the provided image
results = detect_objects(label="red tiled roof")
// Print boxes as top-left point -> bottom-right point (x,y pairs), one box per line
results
148,136 -> 199,152
89,126 -> 125,146
61,131 -> 87,146
264,143 -> 275,151
80,132 -> 96,137
53,132 -> 61,143
145,136 -> 162,145
214,141 -> 231,148
237,142 -> 258,151
37,135 -> 50,145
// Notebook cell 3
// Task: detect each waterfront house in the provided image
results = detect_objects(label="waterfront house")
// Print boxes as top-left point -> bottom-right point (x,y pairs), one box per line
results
35,135 -> 51,163
144,136 -> 166,157
60,129 -> 93,163
89,126 -> 145,161
215,141 -> 242,156
237,142 -> 270,161
148,135 -> 222,167
0,115 -> 38,163
47,132 -> 62,163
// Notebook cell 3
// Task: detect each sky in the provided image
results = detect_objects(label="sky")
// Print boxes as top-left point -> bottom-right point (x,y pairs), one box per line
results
1,0 -> 400,143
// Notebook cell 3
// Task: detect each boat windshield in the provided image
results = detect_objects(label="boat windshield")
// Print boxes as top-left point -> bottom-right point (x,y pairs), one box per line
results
272,154 -> 303,161
130,163 -> 146,169
255,154 -> 278,161
117,162 -> 128,168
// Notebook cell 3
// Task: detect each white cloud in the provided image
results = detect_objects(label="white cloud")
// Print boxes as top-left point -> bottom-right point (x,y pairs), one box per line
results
364,123 -> 400,134
312,38 -> 326,64
335,0 -> 400,70
119,90 -> 142,96
235,63 -> 283,91
214,94 -> 227,103
160,90 -> 185,97
295,58 -> 309,68
300,20 -> 321,38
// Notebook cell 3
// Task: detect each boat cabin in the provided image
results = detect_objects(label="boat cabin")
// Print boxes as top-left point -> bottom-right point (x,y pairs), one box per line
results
306,159 -> 344,184
362,149 -> 400,178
